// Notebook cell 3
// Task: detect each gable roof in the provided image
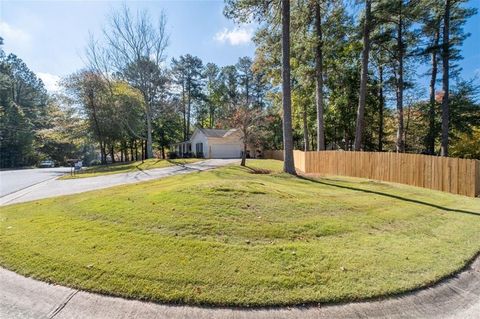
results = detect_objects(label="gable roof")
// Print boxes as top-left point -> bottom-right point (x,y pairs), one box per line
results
197,128 -> 237,138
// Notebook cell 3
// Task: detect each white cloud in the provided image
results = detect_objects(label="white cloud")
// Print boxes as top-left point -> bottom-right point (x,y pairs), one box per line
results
214,27 -> 253,46
0,21 -> 31,47
37,72 -> 61,93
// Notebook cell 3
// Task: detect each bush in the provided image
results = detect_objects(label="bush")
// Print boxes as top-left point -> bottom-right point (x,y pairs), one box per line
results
89,159 -> 101,166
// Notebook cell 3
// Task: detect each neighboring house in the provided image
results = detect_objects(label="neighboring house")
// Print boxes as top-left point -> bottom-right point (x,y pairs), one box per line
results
171,128 -> 261,159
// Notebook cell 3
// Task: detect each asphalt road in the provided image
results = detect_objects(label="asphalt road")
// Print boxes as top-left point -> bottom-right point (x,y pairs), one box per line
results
0,159 -> 238,206
0,167 -> 70,197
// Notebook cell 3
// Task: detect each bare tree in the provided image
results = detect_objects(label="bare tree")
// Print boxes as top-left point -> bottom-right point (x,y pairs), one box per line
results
100,5 -> 169,159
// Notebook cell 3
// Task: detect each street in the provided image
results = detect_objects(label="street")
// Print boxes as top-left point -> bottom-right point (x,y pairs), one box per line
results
0,167 -> 70,198
0,159 -> 237,206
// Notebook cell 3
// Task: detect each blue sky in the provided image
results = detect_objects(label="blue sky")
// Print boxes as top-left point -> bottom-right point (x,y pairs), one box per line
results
0,0 -> 479,93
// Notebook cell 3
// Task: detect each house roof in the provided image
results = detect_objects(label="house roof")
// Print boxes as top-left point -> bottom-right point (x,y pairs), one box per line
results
198,128 -> 237,138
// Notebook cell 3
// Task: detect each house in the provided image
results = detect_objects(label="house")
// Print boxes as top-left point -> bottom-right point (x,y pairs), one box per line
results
171,128 -> 261,159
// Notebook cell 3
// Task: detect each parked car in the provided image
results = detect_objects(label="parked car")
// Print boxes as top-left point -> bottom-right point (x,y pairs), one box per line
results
39,160 -> 55,168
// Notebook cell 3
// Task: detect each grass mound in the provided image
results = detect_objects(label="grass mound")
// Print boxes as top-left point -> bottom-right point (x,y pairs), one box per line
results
1,160 -> 479,306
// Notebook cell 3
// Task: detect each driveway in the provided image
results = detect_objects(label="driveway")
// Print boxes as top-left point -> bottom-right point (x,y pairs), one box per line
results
0,167 -> 70,197
0,159 -> 238,206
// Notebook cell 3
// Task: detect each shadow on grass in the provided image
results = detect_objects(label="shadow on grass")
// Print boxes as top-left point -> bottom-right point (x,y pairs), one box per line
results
166,159 -> 187,167
135,160 -> 163,172
298,175 -> 480,217
244,165 -> 272,174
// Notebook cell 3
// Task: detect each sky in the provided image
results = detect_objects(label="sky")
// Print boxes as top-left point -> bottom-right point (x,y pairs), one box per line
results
0,0 -> 479,93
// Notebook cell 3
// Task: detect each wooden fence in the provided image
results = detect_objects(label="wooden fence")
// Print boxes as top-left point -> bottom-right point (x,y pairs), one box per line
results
263,150 -> 480,197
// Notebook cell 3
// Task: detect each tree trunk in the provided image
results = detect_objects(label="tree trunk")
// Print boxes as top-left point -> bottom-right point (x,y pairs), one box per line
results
315,2 -> 325,151
303,102 -> 309,151
354,0 -> 372,151
110,145 -> 115,163
427,27 -> 440,155
182,82 -> 187,140
134,140 -> 138,161
241,142 -> 247,166
210,105 -> 215,128
396,14 -> 405,153
281,0 -> 296,175
130,140 -> 134,161
378,65 -> 384,152
245,76 -> 249,105
187,83 -> 191,139
145,101 -> 153,159
441,0 -> 450,157
405,104 -> 412,151
100,142 -> 106,165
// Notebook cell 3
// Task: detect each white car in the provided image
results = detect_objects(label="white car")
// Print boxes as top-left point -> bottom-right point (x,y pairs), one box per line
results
39,160 -> 55,168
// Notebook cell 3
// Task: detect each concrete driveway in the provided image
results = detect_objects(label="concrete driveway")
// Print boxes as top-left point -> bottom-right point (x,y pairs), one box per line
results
0,159 -> 238,206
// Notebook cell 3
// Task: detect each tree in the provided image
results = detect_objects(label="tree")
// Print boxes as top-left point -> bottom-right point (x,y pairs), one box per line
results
63,70 -> 111,163
440,0 -> 450,156
421,0 -> 443,155
281,0 -> 296,174
236,56 -> 254,104
353,0 -> 372,151
314,0 -> 326,151
203,63 -> 222,127
0,51 -> 48,168
375,0 -> 422,153
227,102 -> 264,166
171,54 -> 204,140
36,98 -> 88,165
90,5 -> 169,159
224,0 -> 295,174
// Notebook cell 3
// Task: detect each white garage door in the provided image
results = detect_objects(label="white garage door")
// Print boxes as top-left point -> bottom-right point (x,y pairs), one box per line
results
210,144 -> 242,158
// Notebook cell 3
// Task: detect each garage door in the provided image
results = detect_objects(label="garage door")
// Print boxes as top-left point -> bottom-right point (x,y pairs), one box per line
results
210,144 -> 242,158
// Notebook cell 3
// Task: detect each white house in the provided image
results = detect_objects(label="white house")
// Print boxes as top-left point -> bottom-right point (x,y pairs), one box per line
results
171,128 -> 245,159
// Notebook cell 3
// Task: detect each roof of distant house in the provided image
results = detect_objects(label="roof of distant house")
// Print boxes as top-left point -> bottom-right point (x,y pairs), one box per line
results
197,128 -> 237,138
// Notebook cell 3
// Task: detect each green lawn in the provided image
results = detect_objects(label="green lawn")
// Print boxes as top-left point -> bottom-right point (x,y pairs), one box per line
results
60,158 -> 201,179
1,160 -> 479,306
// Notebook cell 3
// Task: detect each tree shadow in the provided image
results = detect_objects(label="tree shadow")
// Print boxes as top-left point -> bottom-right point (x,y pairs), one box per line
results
244,165 -> 272,174
297,175 -> 480,217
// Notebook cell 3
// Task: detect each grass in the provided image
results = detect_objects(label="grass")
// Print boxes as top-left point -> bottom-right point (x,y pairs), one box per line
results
1,159 -> 479,307
60,158 -> 201,179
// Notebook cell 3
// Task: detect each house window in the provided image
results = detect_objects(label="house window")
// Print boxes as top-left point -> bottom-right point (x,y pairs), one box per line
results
196,143 -> 203,156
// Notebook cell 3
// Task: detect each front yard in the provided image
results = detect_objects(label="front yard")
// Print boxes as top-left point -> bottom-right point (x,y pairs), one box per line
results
1,160 -> 479,306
